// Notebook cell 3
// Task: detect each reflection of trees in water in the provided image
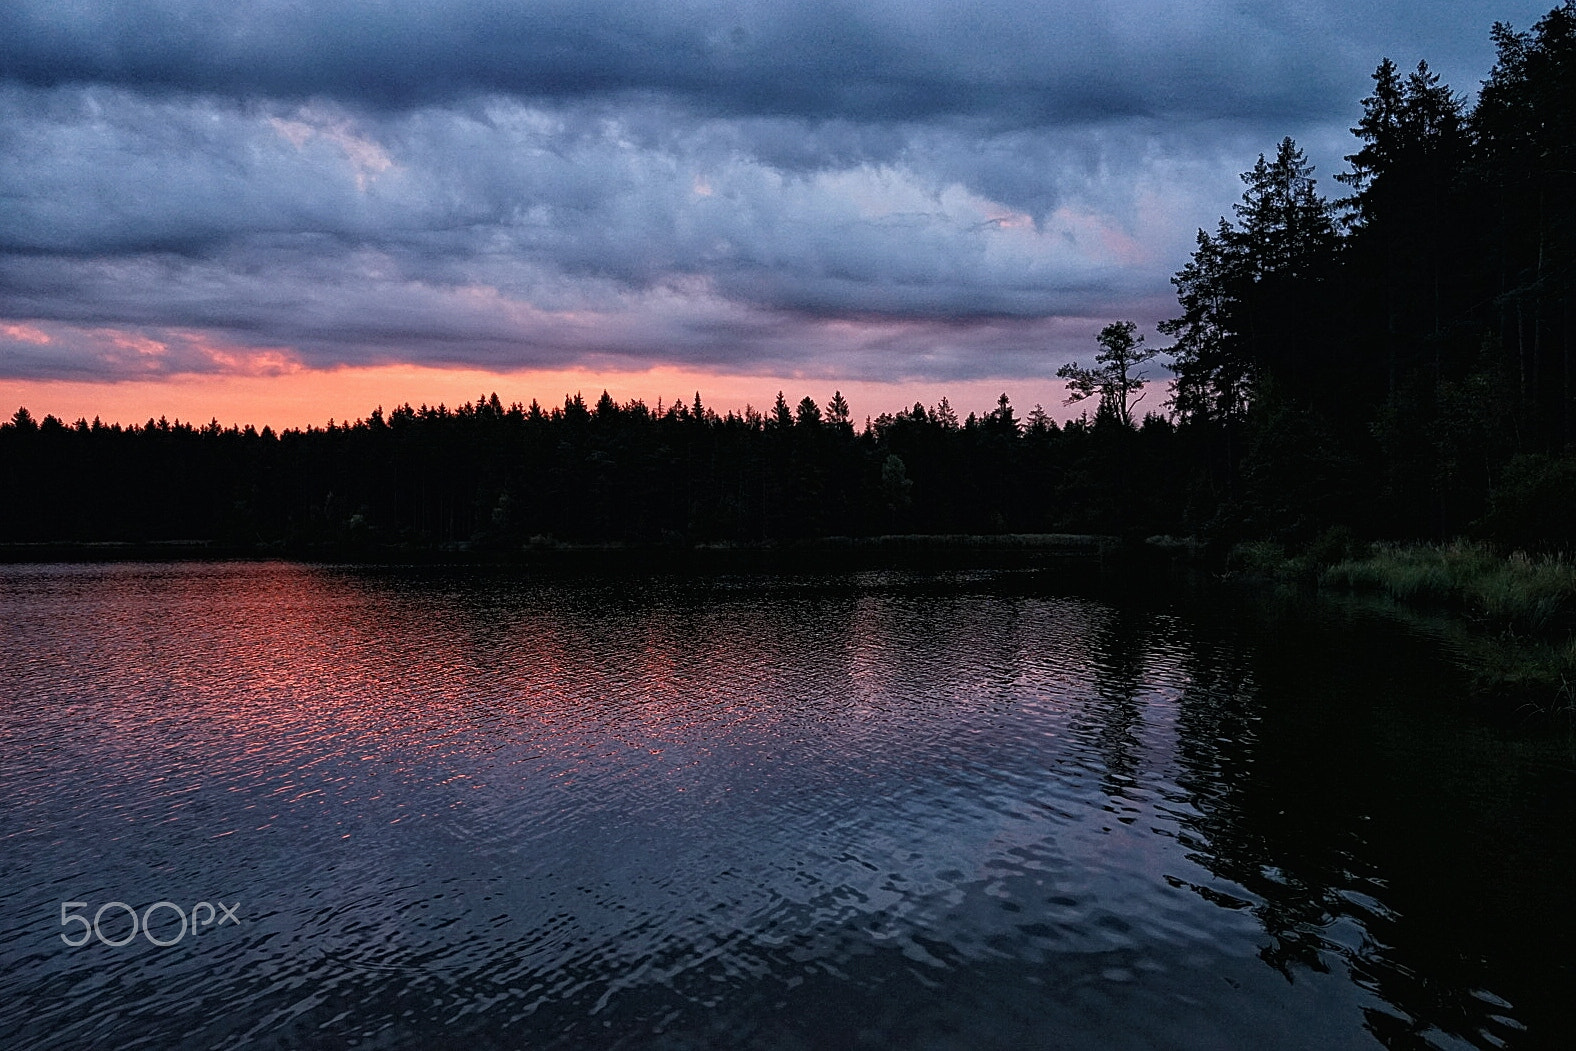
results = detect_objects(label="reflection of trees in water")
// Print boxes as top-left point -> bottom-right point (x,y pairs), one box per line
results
1164,609 -> 1548,1049
301,568 -> 1566,1047
1079,605 -> 1151,801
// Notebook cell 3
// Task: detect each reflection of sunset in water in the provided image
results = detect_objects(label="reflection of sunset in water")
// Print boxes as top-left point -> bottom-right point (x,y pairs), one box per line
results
2,562 -> 1570,1050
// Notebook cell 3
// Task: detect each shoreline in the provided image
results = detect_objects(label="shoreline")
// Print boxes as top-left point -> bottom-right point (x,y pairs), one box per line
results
0,532 -> 1129,572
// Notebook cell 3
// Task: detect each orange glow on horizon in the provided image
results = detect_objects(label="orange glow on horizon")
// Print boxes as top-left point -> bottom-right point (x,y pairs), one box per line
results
4,364 -> 1108,431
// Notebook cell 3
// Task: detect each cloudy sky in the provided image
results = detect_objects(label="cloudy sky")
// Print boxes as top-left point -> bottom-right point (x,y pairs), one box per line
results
0,1 -> 1556,425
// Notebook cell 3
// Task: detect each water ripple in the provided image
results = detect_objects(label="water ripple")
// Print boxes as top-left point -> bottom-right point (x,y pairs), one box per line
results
2,562 -> 1573,1049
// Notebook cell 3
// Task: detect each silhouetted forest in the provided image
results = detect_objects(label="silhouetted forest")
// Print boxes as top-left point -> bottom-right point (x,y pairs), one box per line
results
3,3 -> 1573,553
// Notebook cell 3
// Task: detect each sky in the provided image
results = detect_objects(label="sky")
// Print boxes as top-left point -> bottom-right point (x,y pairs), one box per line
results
0,0 -> 1558,428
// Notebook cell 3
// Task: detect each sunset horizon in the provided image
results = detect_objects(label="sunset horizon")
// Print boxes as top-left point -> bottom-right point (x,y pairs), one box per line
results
6,361 -> 1103,433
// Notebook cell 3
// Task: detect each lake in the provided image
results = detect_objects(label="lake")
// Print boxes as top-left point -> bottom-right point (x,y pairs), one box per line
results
1,561 -> 1573,1049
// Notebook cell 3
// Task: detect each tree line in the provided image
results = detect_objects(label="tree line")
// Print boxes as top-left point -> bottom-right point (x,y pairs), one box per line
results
0,390 -> 1185,547
2,3 -> 1573,553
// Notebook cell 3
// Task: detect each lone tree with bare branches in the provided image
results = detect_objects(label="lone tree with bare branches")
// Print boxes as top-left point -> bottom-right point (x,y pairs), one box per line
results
1057,321 -> 1158,428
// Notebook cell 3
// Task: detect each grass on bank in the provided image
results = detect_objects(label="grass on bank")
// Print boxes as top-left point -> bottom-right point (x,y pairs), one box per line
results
1228,536 -> 1576,716
1321,540 -> 1576,634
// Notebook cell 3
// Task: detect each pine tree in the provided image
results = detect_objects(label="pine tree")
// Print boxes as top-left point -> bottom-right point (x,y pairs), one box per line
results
1161,221 -> 1253,426
825,391 -> 852,428
1233,138 -> 1339,280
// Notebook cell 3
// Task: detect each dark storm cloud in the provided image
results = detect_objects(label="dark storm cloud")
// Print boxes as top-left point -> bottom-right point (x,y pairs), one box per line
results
0,83 -> 1207,371
2,1 -> 1348,122
0,1 -> 1558,382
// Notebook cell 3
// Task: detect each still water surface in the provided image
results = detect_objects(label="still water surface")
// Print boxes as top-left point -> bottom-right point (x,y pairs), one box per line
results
1,562 -> 1573,1049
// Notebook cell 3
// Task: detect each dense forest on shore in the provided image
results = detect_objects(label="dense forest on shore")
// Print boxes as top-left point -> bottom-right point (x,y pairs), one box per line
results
2,3 -> 1573,554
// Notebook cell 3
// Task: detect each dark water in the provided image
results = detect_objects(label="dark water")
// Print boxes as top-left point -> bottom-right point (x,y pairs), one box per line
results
1,562 -> 1573,1050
